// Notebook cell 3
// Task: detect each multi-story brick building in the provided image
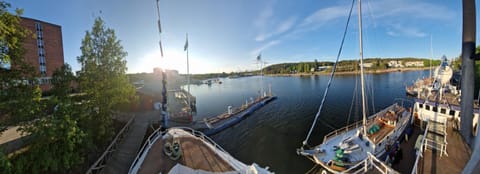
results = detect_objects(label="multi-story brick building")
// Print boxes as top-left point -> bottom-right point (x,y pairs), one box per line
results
0,17 -> 64,91
19,17 -> 64,92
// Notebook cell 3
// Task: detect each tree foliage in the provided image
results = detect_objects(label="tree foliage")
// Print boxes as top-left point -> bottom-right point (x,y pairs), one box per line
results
8,64 -> 86,173
76,17 -> 135,147
0,1 -> 42,130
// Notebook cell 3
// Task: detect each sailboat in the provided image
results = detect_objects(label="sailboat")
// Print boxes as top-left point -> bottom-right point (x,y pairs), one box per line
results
297,0 -> 411,173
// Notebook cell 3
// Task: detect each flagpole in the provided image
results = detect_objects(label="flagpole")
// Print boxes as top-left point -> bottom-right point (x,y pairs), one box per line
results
186,33 -> 191,115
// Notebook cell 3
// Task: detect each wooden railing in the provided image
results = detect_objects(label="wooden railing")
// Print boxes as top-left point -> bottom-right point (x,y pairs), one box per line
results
86,115 -> 135,174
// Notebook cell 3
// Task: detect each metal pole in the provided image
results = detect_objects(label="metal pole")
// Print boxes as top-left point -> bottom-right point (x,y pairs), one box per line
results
186,33 -> 191,115
430,35 -> 433,79
155,0 -> 168,128
358,0 -> 367,136
462,0 -> 479,172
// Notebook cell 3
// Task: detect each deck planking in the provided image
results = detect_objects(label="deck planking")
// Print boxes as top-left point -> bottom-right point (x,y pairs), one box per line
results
137,136 -> 234,174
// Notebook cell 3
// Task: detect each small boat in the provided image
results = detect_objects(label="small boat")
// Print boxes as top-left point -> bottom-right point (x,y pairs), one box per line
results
129,127 -> 273,174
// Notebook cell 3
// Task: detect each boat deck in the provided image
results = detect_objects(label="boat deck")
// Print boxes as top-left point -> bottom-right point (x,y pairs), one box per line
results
314,127 -> 370,164
392,125 -> 422,173
137,135 -> 234,173
415,122 -> 471,174
367,120 -> 395,144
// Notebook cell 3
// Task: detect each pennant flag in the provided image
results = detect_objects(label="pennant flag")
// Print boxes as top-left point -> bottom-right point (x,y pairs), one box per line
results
256,53 -> 261,61
184,34 -> 189,51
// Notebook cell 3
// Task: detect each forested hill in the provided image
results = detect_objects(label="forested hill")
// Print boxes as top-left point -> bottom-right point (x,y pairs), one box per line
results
263,57 -> 441,74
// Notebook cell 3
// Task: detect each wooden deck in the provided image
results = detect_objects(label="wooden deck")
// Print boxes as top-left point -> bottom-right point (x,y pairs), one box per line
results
392,125 -> 422,173
416,122 -> 471,174
137,136 -> 234,174
395,121 -> 472,174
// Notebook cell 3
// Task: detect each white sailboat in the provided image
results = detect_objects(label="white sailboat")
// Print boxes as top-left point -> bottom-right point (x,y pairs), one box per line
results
297,0 -> 411,173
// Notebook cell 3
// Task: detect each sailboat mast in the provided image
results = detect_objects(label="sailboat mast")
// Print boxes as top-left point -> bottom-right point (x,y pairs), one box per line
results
429,35 -> 433,78
358,0 -> 367,136
186,33 -> 191,115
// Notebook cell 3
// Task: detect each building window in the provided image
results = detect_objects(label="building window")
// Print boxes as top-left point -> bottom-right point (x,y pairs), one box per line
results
419,104 -> 423,108
425,105 -> 430,110
36,22 -> 47,75
433,106 -> 438,112
440,108 -> 447,114
449,110 -> 456,116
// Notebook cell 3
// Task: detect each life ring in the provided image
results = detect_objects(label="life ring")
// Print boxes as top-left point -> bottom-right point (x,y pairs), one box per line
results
170,140 -> 182,160
163,142 -> 173,156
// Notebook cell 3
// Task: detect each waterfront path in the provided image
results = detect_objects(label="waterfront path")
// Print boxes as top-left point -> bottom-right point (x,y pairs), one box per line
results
102,111 -> 161,174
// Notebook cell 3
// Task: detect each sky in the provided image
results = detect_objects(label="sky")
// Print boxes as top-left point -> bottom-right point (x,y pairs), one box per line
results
6,0 -> 477,74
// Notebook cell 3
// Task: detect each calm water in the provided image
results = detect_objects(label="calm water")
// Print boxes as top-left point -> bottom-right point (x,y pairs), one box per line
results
187,70 -> 428,174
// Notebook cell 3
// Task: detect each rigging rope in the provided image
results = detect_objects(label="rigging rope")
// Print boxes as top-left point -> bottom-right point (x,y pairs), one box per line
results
347,61 -> 359,125
301,0 -> 356,147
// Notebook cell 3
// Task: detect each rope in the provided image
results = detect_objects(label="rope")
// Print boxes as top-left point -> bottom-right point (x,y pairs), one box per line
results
301,0 -> 356,147
347,63 -> 359,125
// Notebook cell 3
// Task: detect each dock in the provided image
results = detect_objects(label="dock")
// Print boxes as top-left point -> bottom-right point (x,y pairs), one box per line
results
199,95 -> 276,136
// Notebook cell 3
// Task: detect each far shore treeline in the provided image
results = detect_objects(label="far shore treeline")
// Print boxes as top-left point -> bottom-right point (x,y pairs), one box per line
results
129,57 -> 442,81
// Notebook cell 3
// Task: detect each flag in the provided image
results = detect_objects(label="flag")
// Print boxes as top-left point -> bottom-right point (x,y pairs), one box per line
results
256,53 -> 261,61
184,34 -> 188,51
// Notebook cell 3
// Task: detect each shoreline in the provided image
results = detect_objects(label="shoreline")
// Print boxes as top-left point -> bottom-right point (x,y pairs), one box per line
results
266,67 -> 431,77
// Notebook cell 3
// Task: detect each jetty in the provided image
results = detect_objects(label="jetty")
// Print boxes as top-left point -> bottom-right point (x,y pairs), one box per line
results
195,94 -> 276,136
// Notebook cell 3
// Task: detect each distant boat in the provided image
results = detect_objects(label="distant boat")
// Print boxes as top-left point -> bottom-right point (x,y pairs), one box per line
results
129,127 -> 273,174
297,0 -> 411,173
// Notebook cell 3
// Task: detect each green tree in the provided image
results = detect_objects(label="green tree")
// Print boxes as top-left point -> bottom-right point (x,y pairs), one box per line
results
10,63 -> 86,173
76,17 -> 135,147
0,1 -> 42,130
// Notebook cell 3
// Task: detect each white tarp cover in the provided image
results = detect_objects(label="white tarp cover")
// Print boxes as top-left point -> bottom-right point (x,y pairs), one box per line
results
167,163 -> 273,174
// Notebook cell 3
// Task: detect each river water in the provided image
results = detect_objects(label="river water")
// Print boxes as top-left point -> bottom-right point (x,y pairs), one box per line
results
187,70 -> 428,174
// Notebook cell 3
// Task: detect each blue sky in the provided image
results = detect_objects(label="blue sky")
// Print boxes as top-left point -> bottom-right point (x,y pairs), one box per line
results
7,0 -> 473,74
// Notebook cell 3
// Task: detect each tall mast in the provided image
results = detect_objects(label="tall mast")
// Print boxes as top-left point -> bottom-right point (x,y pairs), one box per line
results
358,0 -> 367,136
429,35 -> 433,78
155,0 -> 168,127
186,33 -> 191,115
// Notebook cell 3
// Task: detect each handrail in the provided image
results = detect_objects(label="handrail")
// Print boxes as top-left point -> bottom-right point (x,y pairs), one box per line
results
86,115 -> 135,174
410,122 -> 429,174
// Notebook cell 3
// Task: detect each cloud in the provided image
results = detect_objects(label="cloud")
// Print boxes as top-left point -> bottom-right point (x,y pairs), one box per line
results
253,1 -> 274,29
301,5 -> 350,28
288,0 -> 455,38
386,23 -> 427,38
255,16 -> 297,41
250,40 -> 280,56
369,0 -> 455,20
